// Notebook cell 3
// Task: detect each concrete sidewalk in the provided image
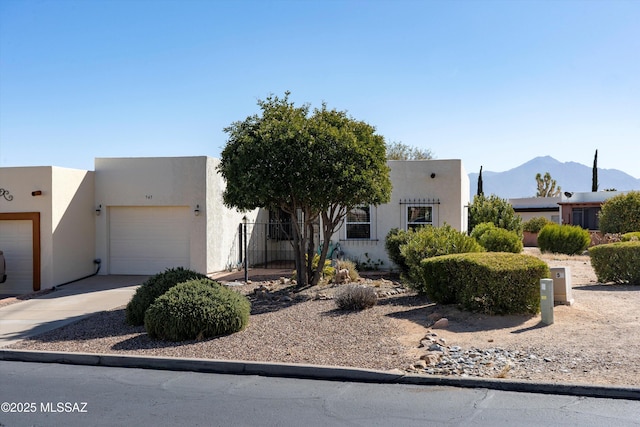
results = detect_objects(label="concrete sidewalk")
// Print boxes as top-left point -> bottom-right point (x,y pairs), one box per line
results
0,275 -> 144,347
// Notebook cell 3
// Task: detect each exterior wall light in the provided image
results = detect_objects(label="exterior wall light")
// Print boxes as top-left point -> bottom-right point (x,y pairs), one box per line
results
31,190 -> 43,196
96,204 -> 102,216
194,204 -> 200,216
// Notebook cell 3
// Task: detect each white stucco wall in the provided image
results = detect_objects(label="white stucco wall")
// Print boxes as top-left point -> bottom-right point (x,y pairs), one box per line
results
206,157 -> 258,273
331,159 -> 469,270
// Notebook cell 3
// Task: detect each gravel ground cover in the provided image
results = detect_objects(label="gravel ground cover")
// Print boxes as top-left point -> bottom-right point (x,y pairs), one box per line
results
7,249 -> 640,387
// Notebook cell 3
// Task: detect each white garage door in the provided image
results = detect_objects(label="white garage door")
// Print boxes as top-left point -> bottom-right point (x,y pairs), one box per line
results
109,206 -> 191,275
0,220 -> 33,294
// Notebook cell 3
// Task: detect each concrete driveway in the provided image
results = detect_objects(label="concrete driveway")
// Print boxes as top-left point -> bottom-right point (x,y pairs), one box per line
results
0,275 -> 145,347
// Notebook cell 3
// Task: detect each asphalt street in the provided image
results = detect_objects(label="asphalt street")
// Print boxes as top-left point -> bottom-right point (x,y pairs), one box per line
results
2,361 -> 640,427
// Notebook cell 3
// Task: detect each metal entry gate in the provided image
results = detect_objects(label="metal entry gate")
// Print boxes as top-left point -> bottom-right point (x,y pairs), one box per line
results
238,221 -> 301,269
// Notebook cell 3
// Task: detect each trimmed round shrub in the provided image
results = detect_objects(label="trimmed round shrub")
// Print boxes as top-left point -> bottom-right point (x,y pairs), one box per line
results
401,224 -> 484,287
589,241 -> 640,285
523,217 -> 552,233
470,222 -> 496,241
419,253 -> 549,314
598,191 -> 640,234
621,232 -> 640,242
384,228 -> 412,276
477,227 -> 523,253
144,278 -> 251,341
335,285 -> 377,310
537,224 -> 591,255
126,267 -> 209,326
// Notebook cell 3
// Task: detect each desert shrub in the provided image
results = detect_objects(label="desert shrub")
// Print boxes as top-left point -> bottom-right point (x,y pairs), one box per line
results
384,228 -> 412,276
335,259 -> 360,281
621,232 -> 640,242
523,217 -> 552,233
537,224 -> 591,255
589,241 -> 640,285
334,285 -> 377,310
144,278 -> 251,341
419,253 -> 549,314
126,267 -> 209,326
598,191 -> 640,234
470,222 -> 496,241
477,227 -> 523,253
468,194 -> 523,238
401,224 -> 484,286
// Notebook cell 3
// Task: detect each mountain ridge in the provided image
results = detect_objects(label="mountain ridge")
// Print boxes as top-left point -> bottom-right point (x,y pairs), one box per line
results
469,156 -> 640,199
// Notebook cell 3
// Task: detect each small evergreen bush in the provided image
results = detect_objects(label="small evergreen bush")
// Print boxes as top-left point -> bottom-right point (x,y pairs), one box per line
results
523,217 -> 552,233
384,228 -> 412,276
335,285 -> 377,310
470,222 -> 496,241
401,224 -> 484,286
468,194 -> 523,238
621,232 -> 640,242
479,228 -> 523,253
598,191 -> 640,234
419,253 -> 549,314
537,224 -> 591,255
589,241 -> 640,285
144,278 -> 251,341
126,267 -> 209,326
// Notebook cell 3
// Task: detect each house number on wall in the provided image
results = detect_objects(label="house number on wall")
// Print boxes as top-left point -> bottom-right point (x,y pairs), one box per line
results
0,188 -> 13,201
145,195 -> 153,200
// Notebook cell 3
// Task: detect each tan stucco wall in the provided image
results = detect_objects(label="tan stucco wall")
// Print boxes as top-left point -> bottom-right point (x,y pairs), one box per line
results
331,159 -> 469,269
51,167 -> 96,285
0,166 -> 95,291
95,156 -> 255,275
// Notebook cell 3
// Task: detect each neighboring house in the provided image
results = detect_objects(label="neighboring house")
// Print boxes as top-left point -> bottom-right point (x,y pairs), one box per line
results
1,156 -> 469,294
0,166 -> 95,295
509,197 -> 561,224
1,157 -> 256,295
558,190 -> 630,230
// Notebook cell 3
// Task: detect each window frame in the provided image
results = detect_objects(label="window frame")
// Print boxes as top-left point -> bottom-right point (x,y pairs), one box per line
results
345,205 -> 373,240
406,205 -> 433,230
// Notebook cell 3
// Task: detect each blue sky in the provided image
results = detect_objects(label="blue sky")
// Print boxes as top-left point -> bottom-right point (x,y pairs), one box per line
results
1,0 -> 638,178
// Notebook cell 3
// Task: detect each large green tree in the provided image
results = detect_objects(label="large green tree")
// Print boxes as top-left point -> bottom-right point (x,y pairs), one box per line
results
218,92 -> 392,287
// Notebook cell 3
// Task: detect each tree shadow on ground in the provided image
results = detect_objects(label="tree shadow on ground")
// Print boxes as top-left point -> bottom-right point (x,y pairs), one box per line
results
383,297 -> 538,333
574,283 -> 640,292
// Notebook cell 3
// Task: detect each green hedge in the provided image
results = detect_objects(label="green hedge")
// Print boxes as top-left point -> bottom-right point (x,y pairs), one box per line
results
419,253 -> 549,314
523,217 -> 552,233
537,224 -> 591,255
588,241 -> 640,285
384,228 -> 412,276
471,222 -> 523,253
621,232 -> 640,242
144,278 -> 251,341
400,224 -> 483,286
126,267 -> 209,326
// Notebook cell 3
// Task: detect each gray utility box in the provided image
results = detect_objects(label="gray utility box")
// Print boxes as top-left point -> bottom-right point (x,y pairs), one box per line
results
550,267 -> 574,306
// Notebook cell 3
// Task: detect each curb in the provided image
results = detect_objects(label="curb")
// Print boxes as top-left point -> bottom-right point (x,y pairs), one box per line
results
1,349 -> 639,401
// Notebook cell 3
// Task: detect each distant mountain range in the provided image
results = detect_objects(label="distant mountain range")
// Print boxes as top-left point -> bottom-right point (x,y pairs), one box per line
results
468,156 -> 640,199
